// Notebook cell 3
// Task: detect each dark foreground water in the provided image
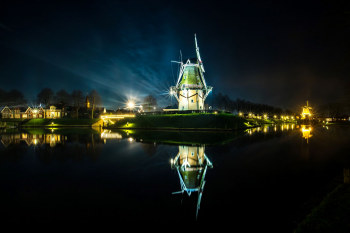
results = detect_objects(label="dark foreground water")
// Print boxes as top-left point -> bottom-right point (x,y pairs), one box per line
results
0,125 -> 349,230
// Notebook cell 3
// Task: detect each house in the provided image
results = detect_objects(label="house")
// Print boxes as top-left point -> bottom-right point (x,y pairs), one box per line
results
45,105 -> 62,118
1,106 -> 12,118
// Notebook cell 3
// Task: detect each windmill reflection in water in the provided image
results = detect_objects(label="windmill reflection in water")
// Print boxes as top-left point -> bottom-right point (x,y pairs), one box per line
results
171,145 -> 213,220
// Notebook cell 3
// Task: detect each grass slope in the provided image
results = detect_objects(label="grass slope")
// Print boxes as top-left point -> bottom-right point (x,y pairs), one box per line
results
295,184 -> 350,232
110,113 -> 249,129
23,118 -> 100,126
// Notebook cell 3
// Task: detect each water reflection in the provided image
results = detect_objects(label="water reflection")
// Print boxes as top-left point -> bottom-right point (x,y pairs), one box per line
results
1,133 -> 66,147
301,125 -> 312,143
171,145 -> 213,220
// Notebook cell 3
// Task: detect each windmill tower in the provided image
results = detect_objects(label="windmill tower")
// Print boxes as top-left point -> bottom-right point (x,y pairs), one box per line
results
170,34 -> 213,111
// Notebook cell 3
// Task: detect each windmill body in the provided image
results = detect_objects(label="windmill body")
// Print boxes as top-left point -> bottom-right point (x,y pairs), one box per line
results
171,145 -> 213,219
170,35 -> 213,111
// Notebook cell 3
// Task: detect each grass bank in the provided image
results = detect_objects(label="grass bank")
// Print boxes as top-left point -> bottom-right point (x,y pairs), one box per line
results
108,113 -> 251,130
295,182 -> 350,232
324,121 -> 350,127
0,118 -> 26,126
22,118 -> 100,127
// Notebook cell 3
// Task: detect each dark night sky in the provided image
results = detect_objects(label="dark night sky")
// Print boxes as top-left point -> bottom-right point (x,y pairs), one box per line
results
0,0 -> 349,111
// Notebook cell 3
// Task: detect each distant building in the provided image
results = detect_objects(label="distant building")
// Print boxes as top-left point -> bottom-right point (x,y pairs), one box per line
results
163,103 -> 178,112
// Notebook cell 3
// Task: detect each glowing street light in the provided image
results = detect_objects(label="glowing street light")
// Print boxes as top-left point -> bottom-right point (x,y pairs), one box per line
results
128,102 -> 134,108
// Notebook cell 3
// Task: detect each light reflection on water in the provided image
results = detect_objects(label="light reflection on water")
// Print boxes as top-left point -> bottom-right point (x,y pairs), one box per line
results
0,125 -> 349,229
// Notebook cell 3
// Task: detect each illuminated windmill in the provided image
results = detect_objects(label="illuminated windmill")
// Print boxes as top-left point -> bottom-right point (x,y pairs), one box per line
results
170,34 -> 213,110
171,145 -> 213,220
301,125 -> 312,143
301,101 -> 312,119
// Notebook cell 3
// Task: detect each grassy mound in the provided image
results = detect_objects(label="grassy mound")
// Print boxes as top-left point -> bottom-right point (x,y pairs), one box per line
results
23,118 -> 100,126
109,113 -> 249,129
295,183 -> 350,233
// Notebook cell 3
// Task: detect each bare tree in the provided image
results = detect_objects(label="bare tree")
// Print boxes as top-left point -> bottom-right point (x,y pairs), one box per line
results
71,90 -> 84,118
89,89 -> 102,119
37,88 -> 55,107
55,89 -> 71,106
8,89 -> 27,107
0,89 -> 8,107
143,95 -> 157,112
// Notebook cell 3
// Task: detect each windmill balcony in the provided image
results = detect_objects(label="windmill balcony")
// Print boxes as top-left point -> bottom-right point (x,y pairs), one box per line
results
181,84 -> 203,89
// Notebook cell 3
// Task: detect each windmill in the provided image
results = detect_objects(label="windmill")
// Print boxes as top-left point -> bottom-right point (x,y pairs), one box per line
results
171,145 -> 213,220
301,101 -> 312,120
170,34 -> 213,110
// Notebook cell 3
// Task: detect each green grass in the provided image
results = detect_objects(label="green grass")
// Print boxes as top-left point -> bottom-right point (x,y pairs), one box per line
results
295,184 -> 350,233
23,118 -> 100,126
109,113 -> 250,129
0,118 -> 26,122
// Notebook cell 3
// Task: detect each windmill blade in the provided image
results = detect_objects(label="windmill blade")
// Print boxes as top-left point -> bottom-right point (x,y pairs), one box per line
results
195,34 -> 205,73
196,192 -> 202,220
172,190 -> 183,194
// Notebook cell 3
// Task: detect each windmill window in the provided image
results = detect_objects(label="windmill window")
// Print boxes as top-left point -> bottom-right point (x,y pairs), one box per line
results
184,76 -> 187,80
191,152 -> 194,156
185,175 -> 187,179
191,99 -> 194,103
197,175 -> 200,179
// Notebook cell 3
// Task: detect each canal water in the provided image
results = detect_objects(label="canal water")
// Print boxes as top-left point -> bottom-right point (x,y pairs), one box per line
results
0,125 -> 349,230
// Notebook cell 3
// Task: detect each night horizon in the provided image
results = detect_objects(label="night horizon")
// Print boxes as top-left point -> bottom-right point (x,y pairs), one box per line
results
1,1 -> 349,112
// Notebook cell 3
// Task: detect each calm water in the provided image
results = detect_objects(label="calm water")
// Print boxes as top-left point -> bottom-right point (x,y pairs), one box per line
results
1,125 -> 349,230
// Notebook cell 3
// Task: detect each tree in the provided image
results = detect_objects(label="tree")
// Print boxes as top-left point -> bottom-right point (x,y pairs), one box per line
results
0,89 -> 8,106
55,89 -> 71,106
89,89 -> 102,119
71,90 -> 84,118
8,89 -> 27,107
37,88 -> 55,107
143,95 -> 157,112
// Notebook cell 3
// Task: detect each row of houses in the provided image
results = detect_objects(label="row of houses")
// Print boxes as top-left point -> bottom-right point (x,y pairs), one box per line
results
1,105 -> 63,119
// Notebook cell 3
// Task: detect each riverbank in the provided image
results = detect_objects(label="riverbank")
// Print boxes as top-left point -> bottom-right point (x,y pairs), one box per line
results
323,121 -> 350,127
294,173 -> 350,233
108,113 -> 252,130
19,118 -> 102,127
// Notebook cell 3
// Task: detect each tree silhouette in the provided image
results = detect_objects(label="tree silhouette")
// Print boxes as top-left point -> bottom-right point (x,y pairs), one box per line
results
37,88 -> 55,107
143,95 -> 157,112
